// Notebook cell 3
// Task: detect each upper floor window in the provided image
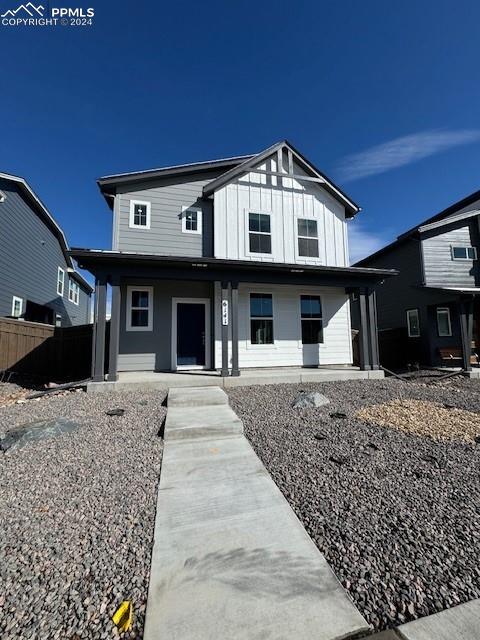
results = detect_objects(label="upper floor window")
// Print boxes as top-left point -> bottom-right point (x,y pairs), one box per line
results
182,207 -> 202,234
451,246 -> 477,260
68,279 -> 80,305
250,293 -> 273,344
436,307 -> 452,337
300,295 -> 323,344
11,296 -> 23,318
129,200 -> 151,229
406,308 -> 420,337
248,213 -> 271,254
57,267 -> 65,297
126,286 -> 153,331
297,219 -> 319,258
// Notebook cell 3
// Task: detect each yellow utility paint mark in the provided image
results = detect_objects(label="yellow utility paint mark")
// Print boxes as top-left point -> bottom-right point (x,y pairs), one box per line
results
112,600 -> 133,633
209,447 -> 220,454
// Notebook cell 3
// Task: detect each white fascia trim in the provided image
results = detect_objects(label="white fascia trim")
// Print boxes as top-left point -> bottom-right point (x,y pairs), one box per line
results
129,200 -> 151,229
419,209 -> 480,233
126,286 -> 153,331
181,206 -> 202,234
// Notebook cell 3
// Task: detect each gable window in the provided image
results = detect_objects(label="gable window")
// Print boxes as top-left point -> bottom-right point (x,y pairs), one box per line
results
436,307 -> 452,337
248,213 -> 272,254
126,286 -> 153,331
57,267 -> 65,296
250,293 -> 273,344
182,207 -> 202,234
129,200 -> 151,229
297,219 -> 319,258
300,295 -> 323,344
451,246 -> 477,260
11,296 -> 23,318
406,308 -> 420,337
68,279 -> 80,305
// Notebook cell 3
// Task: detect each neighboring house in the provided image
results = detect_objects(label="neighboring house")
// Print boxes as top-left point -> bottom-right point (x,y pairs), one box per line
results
356,189 -> 480,371
72,141 -> 396,381
0,172 -> 92,327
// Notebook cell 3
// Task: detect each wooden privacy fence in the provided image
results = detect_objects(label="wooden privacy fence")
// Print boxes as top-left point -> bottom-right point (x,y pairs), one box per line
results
0,317 -> 100,381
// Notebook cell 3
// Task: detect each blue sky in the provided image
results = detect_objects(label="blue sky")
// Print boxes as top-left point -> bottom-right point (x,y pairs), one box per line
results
1,0 -> 480,277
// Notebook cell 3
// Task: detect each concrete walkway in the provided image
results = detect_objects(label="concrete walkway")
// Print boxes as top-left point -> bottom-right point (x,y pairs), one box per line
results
144,386 -> 369,640
88,366 -> 384,393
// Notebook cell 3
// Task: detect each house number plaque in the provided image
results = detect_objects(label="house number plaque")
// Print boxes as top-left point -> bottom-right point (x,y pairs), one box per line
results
222,299 -> 229,325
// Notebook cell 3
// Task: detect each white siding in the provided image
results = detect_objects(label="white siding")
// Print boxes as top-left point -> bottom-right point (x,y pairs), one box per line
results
213,156 -> 348,266
214,283 -> 353,369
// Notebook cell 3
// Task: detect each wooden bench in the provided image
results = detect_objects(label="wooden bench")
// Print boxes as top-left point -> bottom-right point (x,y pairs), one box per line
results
438,346 -> 479,366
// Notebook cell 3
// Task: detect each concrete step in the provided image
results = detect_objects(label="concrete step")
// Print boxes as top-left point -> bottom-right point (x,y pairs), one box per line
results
165,405 -> 243,441
168,385 -> 228,408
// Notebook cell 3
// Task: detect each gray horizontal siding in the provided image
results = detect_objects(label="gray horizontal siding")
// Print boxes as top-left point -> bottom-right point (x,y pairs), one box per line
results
421,219 -> 480,288
115,172 -> 218,257
0,178 -> 90,326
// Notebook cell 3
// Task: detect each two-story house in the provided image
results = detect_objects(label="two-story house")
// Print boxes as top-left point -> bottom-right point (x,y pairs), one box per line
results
0,172 -> 92,326
356,189 -> 480,372
71,141 -> 396,382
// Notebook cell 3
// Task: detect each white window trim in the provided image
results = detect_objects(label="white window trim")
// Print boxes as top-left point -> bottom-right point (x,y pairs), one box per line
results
406,308 -> 420,337
181,206 -> 202,235
129,200 -> 151,229
245,210 -> 273,258
57,267 -> 65,297
0,190 -> 5,203
126,286 -> 153,332
11,296 -> 23,318
436,307 -> 452,337
451,245 -> 477,260
248,291 -> 275,348
296,217 -> 320,260
68,279 -> 80,305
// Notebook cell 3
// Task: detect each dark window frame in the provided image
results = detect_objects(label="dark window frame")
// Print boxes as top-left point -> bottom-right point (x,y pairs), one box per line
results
297,218 -> 319,258
249,292 -> 274,345
406,308 -> 420,338
248,212 -> 272,255
300,295 -> 323,344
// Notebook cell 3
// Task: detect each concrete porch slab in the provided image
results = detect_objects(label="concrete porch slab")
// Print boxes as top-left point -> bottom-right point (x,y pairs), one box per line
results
395,598 -> 480,640
144,387 -> 370,640
87,367 -> 385,393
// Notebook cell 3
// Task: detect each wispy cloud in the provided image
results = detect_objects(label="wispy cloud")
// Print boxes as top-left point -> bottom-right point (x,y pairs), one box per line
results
348,222 -> 393,264
337,129 -> 480,182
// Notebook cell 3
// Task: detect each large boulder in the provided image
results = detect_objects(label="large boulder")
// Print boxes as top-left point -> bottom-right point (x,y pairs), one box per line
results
292,392 -> 330,409
0,417 -> 81,453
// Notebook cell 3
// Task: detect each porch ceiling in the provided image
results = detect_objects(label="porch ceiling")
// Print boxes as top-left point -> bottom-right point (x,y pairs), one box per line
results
70,249 -> 398,288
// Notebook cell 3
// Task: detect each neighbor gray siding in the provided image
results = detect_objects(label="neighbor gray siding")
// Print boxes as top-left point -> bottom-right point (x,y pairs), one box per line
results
118,279 -> 213,371
115,171 -> 218,257
0,178 -> 90,326
421,218 -> 480,288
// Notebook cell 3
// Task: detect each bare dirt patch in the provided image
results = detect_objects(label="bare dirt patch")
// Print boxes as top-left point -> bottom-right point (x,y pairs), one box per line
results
356,399 -> 480,443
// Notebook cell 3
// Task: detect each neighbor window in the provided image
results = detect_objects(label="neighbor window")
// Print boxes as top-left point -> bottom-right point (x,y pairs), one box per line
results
0,191 -> 5,203
436,307 -> 452,337
406,308 -> 420,337
11,296 -> 23,318
300,295 -> 323,344
451,246 -> 477,260
182,207 -> 202,234
129,200 -> 151,229
297,219 -> 319,258
250,293 -> 273,344
68,279 -> 80,305
57,267 -> 65,296
55,314 -> 62,327
248,213 -> 272,254
126,286 -> 153,331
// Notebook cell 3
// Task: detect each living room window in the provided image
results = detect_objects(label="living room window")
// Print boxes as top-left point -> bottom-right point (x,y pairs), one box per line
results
406,308 -> 420,337
250,293 -> 273,344
248,213 -> 272,254
436,307 -> 452,337
300,295 -> 323,343
126,286 -> 153,331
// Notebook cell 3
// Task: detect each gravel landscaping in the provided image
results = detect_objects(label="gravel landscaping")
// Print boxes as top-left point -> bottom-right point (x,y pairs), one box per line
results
228,377 -> 480,632
0,386 -> 166,639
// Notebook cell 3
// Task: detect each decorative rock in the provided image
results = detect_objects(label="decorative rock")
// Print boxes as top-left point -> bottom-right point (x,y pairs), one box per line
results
0,417 -> 81,453
105,408 -> 125,417
314,431 -> 327,441
330,411 -> 347,419
292,392 -> 330,409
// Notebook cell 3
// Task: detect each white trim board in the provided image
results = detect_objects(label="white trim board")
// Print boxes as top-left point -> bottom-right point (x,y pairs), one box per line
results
171,298 -> 211,371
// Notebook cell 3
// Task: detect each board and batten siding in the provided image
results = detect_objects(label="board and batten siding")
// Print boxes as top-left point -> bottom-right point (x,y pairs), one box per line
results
214,283 -> 352,368
114,172 -> 217,257
0,178 -> 90,326
421,218 -> 480,289
213,157 -> 349,266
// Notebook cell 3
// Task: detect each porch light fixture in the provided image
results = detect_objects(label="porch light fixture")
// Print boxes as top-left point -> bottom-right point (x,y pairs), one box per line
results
291,268 -> 304,273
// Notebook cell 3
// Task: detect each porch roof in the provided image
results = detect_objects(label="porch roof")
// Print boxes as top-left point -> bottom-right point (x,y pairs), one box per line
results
70,249 -> 398,288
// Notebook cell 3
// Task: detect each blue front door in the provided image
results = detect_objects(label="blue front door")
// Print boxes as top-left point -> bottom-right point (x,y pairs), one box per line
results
176,303 -> 206,366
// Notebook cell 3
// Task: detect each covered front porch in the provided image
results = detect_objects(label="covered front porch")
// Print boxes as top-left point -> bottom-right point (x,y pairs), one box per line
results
71,250 -> 397,386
